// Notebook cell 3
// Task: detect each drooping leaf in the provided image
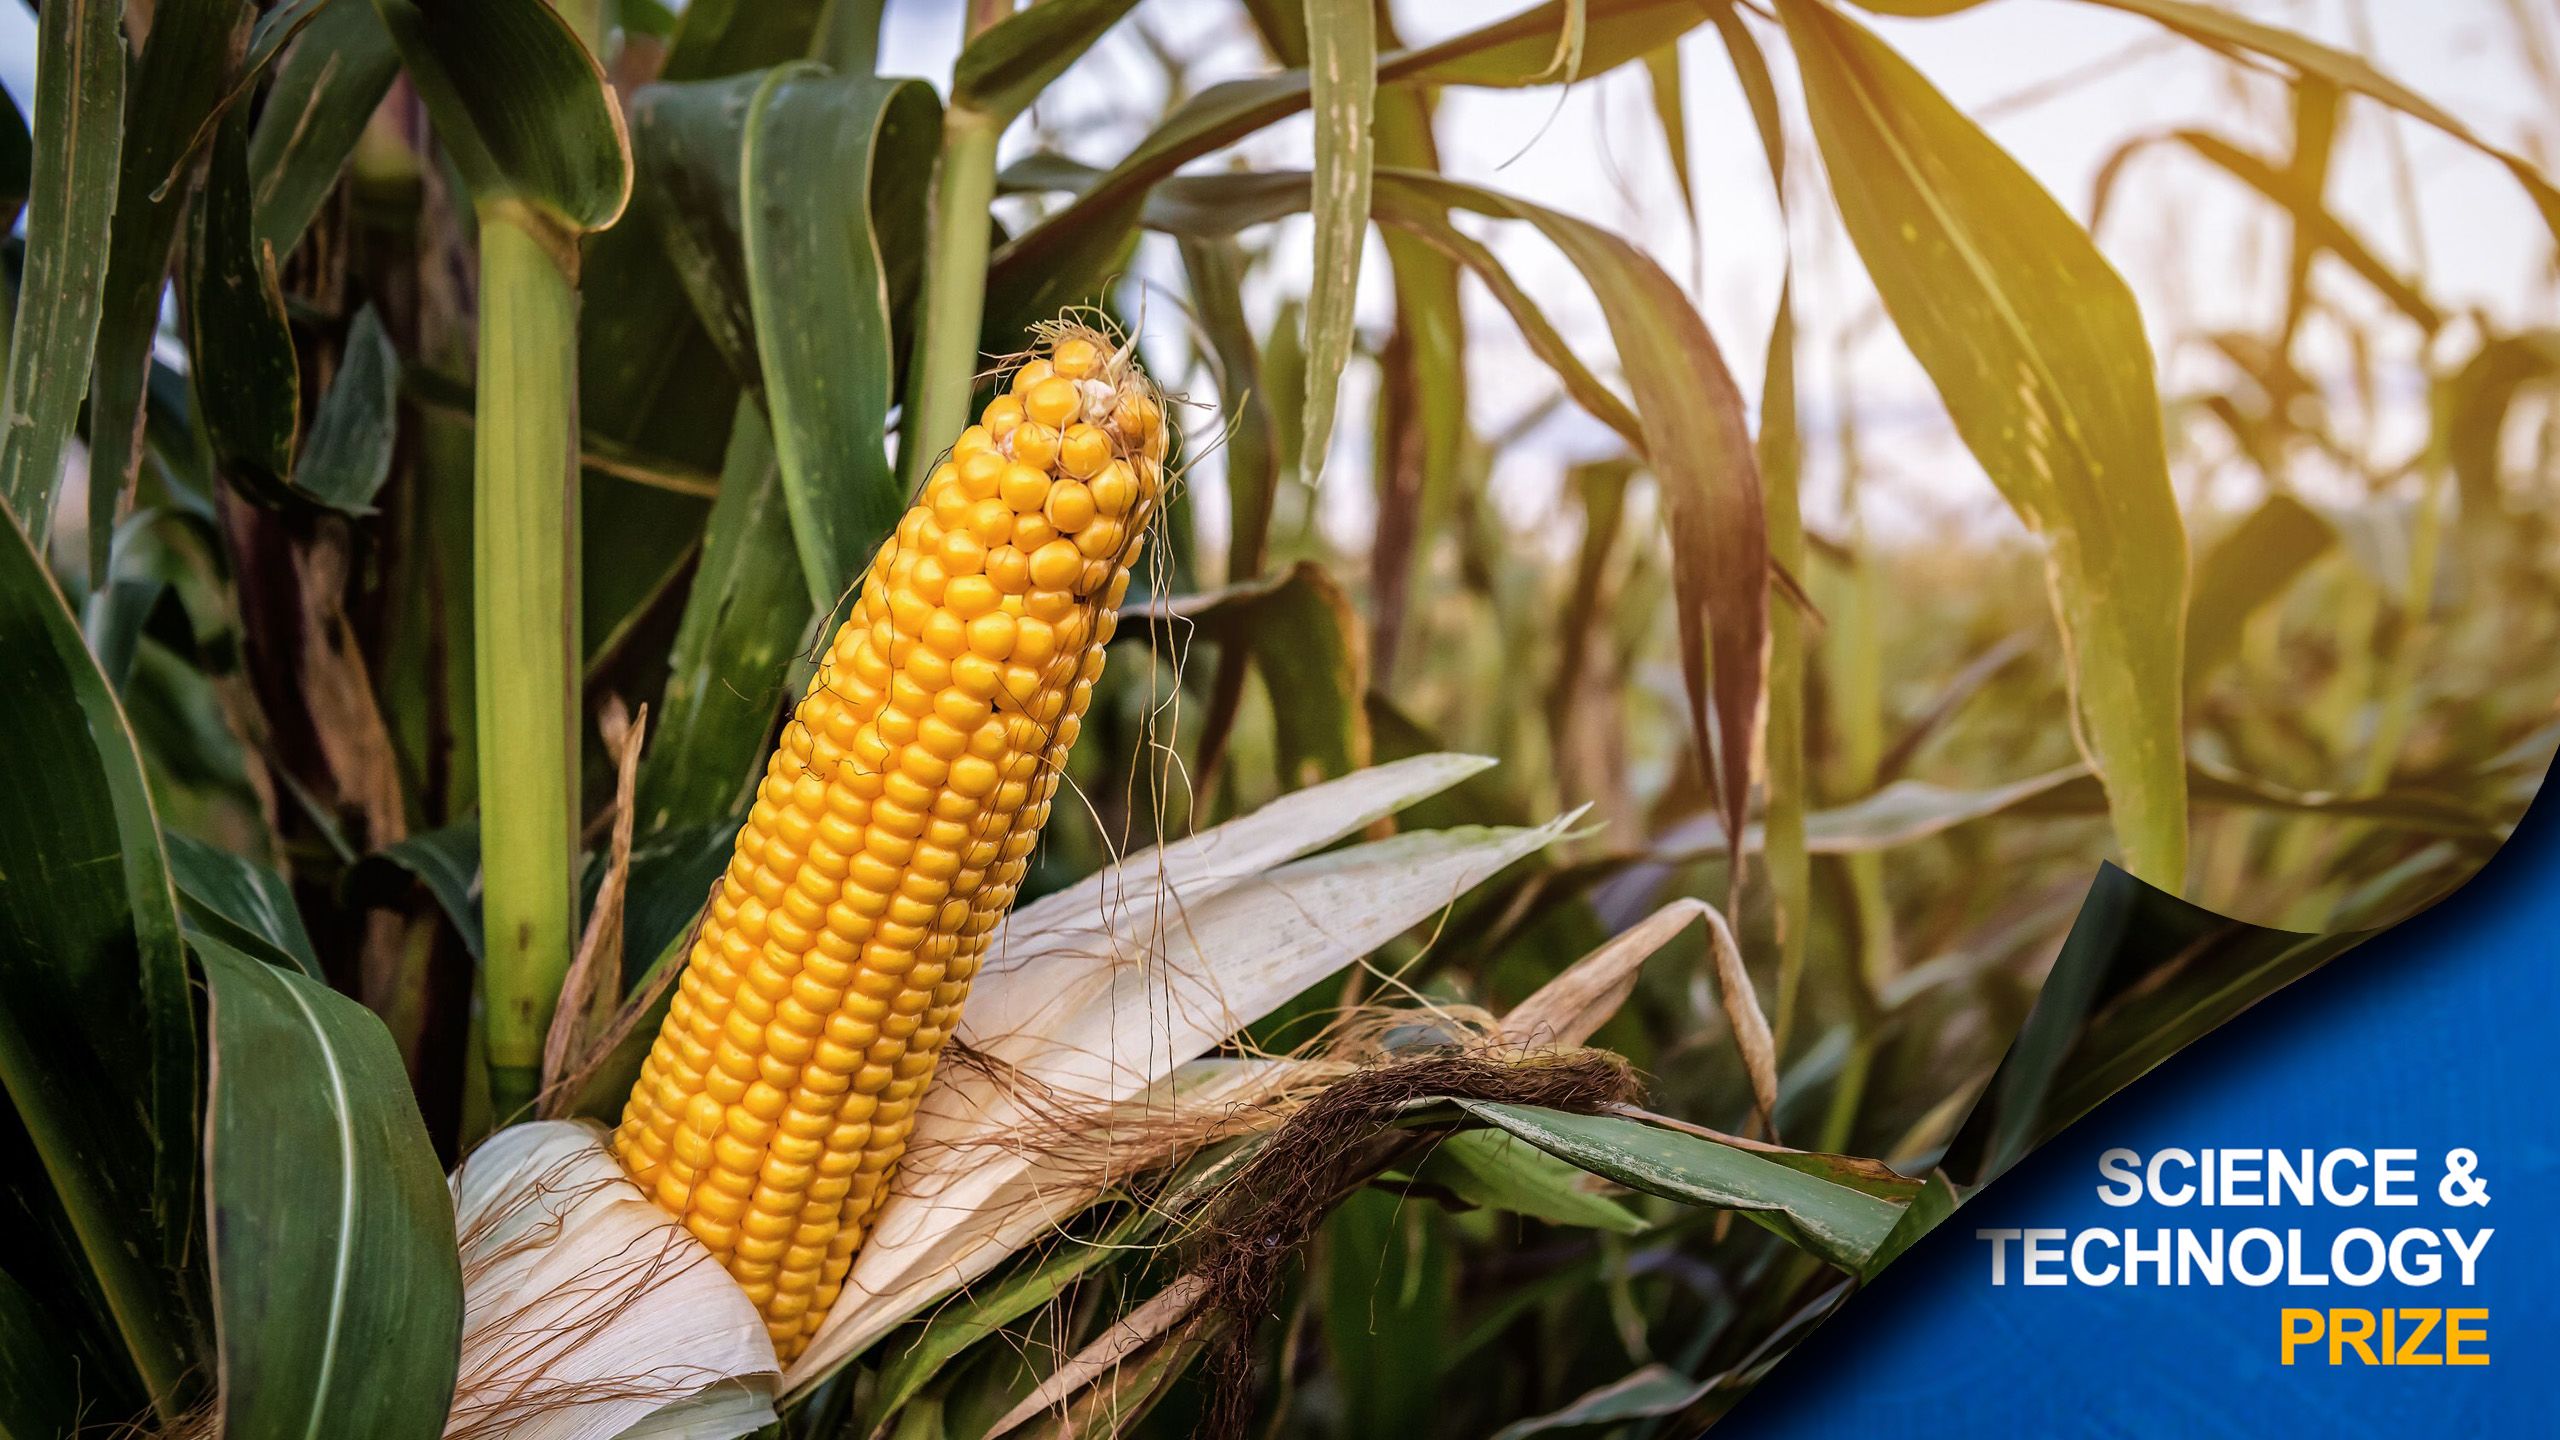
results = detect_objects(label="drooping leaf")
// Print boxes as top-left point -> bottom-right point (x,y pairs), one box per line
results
742,68 -> 940,615
197,936 -> 462,1439
294,305 -> 404,514
0,504 -> 200,1414
249,0 -> 402,259
1300,0 -> 1376,489
1456,1103 -> 1904,1276
1781,0 -> 2189,889
2078,0 -> 2560,239
2169,129 -> 2437,330
1102,164 -> 1765,870
1411,1129 -> 1651,1234
0,0 -> 125,541
377,821 -> 485,962
166,833 -> 322,977
367,0 -> 633,234
950,0 -> 1139,121
984,0 -> 1714,336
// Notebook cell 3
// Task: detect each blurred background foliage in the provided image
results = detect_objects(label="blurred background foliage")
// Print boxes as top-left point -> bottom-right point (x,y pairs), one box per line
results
2,0 -> 2556,1434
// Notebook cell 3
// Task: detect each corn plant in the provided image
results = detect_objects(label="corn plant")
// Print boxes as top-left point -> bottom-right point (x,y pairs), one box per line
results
0,0 -> 2553,1437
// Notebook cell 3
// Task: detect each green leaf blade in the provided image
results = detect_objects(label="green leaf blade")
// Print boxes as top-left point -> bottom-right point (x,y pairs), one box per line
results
0,0 -> 126,542
0,502 -> 201,1415
199,938 -> 463,1440
1301,0 -> 1377,490
1780,0 -> 2190,889
741,68 -> 941,614
1456,1102 -> 1904,1276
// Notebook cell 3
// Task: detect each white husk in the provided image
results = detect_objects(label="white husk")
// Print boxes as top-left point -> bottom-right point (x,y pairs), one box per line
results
445,1121 -> 779,1440
445,755 -> 1571,1436
788,757 -> 1564,1385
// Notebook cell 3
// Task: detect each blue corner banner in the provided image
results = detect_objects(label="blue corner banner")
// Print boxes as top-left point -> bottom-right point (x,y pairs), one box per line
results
1730,788 -> 2558,1435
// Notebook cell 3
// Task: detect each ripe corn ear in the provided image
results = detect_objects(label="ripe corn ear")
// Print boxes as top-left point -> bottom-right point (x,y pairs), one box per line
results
611,324 -> 1167,1358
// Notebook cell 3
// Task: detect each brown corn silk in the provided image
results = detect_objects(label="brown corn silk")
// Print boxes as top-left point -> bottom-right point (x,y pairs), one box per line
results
611,324 -> 1168,1357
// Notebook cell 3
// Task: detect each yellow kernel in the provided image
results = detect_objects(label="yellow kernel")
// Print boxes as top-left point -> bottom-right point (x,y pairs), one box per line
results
1000,464 -> 1051,513
951,653 -> 1002,698
1089,462 -> 1136,515
1059,425 -> 1109,479
1009,359 -> 1054,396
949,755 -> 998,796
968,499 -> 1014,547
1013,618 -> 1056,666
1052,336 -> 1101,379
1045,479 -> 1096,533
1010,514 -> 1056,551
1010,422 -> 1060,471
959,450 -> 1006,496
939,529 -> 986,576
982,394 -> 1024,432
1076,517 -> 1125,559
984,546 -> 1031,594
946,575 -> 999,620
922,609 -> 969,657
967,611 -> 1017,660
1025,376 -> 1081,429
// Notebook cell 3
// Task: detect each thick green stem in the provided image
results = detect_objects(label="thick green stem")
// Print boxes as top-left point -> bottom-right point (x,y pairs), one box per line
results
902,105 -> 1001,485
473,214 -> 582,1121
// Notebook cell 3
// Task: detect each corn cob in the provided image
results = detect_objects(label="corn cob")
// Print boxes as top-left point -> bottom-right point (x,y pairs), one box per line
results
612,324 -> 1166,1358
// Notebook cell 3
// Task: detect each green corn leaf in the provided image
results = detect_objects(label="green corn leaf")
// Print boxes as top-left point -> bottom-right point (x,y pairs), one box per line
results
952,0 -> 1139,121
1457,1102 -> 1906,1276
742,67 -> 941,614
197,936 -> 462,1439
1300,0 -> 1376,490
166,833 -> 322,977
367,0 -> 632,235
1411,1129 -> 1651,1234
85,0 -> 251,586
0,0 -> 125,544
0,499 -> 201,1417
249,0 -> 402,259
639,401 -> 813,831
183,109 -> 302,500
628,73 -> 766,387
1780,0 -> 2190,890
294,306 -> 404,515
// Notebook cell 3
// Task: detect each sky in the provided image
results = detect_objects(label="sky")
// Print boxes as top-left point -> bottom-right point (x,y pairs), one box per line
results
883,0 -> 2560,552
6,0 -> 2551,553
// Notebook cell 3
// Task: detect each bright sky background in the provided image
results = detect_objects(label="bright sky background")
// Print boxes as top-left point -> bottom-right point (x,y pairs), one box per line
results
7,1 -> 2550,554
889,0 -> 2560,554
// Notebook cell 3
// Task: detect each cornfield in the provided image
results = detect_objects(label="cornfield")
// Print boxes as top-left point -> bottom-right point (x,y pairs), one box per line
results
1,0 -> 2553,1436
